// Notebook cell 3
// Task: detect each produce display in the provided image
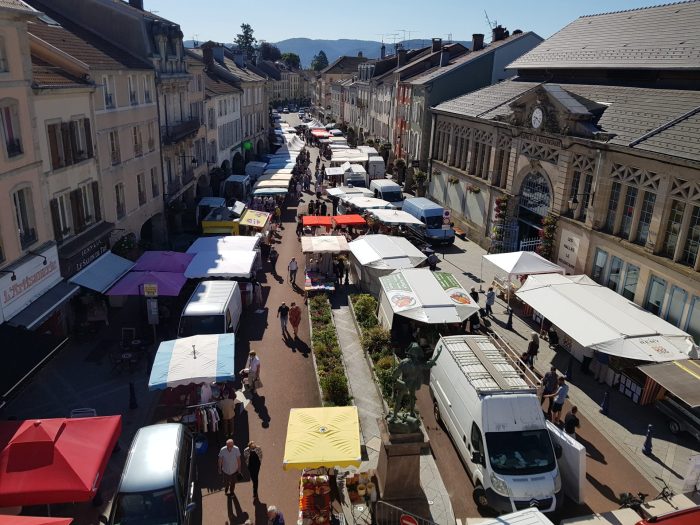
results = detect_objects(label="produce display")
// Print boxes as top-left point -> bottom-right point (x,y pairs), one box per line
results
298,472 -> 331,524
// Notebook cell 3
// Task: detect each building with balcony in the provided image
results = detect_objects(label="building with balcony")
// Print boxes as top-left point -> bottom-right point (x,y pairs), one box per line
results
428,3 -> 700,341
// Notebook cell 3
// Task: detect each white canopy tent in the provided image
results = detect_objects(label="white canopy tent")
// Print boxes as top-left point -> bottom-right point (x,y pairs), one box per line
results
515,273 -> 697,362
184,250 -> 257,279
301,235 -> 349,254
369,208 -> 423,226
254,179 -> 291,189
305,119 -> 325,129
349,235 -> 426,295
326,186 -> 373,199
378,268 -> 479,327
482,251 -> 565,303
186,234 -> 261,254
339,196 -> 394,213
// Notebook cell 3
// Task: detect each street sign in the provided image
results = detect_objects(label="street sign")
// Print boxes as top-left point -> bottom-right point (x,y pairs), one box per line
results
143,283 -> 158,297
442,209 -> 451,219
400,515 -> 419,525
146,298 -> 159,325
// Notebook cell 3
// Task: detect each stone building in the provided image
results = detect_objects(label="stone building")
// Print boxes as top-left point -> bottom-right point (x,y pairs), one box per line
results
429,3 -> 700,340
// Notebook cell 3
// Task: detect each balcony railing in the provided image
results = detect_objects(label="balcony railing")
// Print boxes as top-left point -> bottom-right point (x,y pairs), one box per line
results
134,143 -> 143,157
6,138 -> 22,158
145,92 -> 152,103
105,93 -> 115,109
160,117 -> 200,145
130,91 -> 138,105
148,138 -> 155,151
111,149 -> 121,165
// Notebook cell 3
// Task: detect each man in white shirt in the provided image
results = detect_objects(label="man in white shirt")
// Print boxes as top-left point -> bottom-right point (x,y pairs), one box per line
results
246,350 -> 261,393
218,439 -> 241,496
288,257 -> 298,284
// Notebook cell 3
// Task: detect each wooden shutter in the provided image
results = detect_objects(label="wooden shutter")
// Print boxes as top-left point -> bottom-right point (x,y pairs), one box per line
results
48,124 -> 62,169
70,189 -> 84,233
91,181 -> 101,222
49,198 -> 63,242
69,120 -> 79,160
61,122 -> 74,166
84,118 -> 93,158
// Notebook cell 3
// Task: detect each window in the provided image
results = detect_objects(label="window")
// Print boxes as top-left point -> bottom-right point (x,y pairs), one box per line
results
147,122 -> 155,151
619,186 -> 637,238
102,75 -> 115,108
621,264 -> 639,301
605,182 -> 621,232
115,183 -> 126,219
79,183 -> 95,224
663,200 -> 685,257
606,256 -> 623,291
666,286 -> 688,327
681,205 -> 700,267
143,76 -> 152,103
151,167 -> 159,197
591,248 -> 608,284
635,191 -> 656,245
644,276 -> 667,316
0,37 -> 7,72
137,173 -> 146,205
685,296 -> 700,343
54,192 -> 72,237
133,126 -> 143,157
470,422 -> 483,456
47,119 -> 93,169
1,100 -> 22,158
128,76 -> 137,105
13,186 -> 37,249
109,130 -> 120,165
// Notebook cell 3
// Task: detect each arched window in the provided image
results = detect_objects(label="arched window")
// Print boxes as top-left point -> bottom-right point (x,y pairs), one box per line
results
519,171 -> 551,217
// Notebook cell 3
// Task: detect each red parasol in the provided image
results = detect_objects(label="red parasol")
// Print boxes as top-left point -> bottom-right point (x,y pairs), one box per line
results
302,216 -> 333,227
332,214 -> 367,227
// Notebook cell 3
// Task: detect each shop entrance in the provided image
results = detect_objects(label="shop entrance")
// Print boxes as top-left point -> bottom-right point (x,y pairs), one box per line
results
517,171 -> 551,247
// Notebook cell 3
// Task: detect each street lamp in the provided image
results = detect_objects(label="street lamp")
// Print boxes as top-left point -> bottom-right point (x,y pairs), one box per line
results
0,270 -> 17,281
28,250 -> 48,265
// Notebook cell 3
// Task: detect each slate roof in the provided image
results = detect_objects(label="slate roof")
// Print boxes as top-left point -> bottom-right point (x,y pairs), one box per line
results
27,8 -> 152,70
434,79 -> 700,162
256,61 -> 282,81
189,48 -> 267,84
31,54 -> 89,88
203,68 -> 242,96
321,55 -> 368,75
0,0 -> 35,13
510,1 -> 700,70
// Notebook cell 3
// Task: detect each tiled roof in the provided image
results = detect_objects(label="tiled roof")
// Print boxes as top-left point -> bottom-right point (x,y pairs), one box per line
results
27,8 -> 152,70
321,55 -> 368,75
256,61 -> 282,81
510,1 -> 700,70
393,44 -> 464,75
435,78 -> 700,162
203,68 -> 242,96
31,54 -> 89,88
409,33 -> 541,85
0,0 -> 35,13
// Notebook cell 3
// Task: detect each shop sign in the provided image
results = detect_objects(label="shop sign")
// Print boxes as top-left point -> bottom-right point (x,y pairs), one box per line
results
143,283 -> 158,298
0,245 -> 61,320
60,235 -> 109,278
381,272 -> 417,313
434,272 -> 473,306
557,229 -> 581,273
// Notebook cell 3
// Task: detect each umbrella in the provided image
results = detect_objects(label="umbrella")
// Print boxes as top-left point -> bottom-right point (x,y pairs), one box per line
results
148,334 -> 236,390
133,251 -> 194,273
106,271 -> 187,296
332,214 -> 366,227
0,416 -> 122,506
0,517 -> 73,525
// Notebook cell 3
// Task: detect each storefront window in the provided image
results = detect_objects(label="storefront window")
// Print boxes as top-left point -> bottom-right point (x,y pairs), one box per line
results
644,276 -> 667,316
663,200 -> 685,258
620,186 -> 638,238
685,296 -> 700,343
621,264 -> 639,301
681,205 -> 700,267
635,191 -> 656,246
591,248 -> 608,284
666,286 -> 688,327
606,256 -> 623,292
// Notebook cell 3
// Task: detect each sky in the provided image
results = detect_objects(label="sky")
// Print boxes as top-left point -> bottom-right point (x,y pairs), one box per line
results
142,0 -> 665,44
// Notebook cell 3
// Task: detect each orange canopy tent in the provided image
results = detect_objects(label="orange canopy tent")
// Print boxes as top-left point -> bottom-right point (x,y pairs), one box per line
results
302,216 -> 333,227
332,214 -> 366,227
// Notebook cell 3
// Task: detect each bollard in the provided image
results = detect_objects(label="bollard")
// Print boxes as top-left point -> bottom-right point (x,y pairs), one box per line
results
565,357 -> 573,381
129,381 -> 138,410
506,307 -> 514,329
642,424 -> 654,456
599,391 -> 609,416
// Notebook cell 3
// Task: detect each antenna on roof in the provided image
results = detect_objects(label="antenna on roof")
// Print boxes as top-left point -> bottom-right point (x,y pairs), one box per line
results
192,34 -> 199,47
484,10 -> 497,30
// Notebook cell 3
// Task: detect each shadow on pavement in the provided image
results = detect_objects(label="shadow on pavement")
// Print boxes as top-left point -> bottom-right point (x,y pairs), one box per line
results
226,493 -> 250,524
294,338 -> 311,358
586,472 -> 618,503
251,394 -> 270,428
577,434 -> 607,464
648,452 -> 684,480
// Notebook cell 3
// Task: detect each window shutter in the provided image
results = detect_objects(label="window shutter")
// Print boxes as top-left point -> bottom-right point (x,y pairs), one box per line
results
69,120 -> 79,159
84,119 -> 93,158
70,189 -> 84,233
50,198 -> 63,242
48,124 -> 62,169
91,181 -> 101,222
61,123 -> 74,166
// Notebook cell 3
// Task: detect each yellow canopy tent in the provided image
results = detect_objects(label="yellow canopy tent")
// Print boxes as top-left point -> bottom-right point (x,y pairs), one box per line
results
283,407 -> 362,470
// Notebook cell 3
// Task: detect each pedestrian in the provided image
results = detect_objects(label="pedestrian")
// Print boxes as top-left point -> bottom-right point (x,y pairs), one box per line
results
288,257 -> 298,284
308,199 -> 316,215
295,181 -> 302,199
289,302 -> 302,338
485,287 -> 495,316
522,332 -> 539,368
320,201 -> 328,216
564,406 -> 580,438
244,441 -> 263,500
331,198 -> 338,215
268,246 -> 279,276
274,205 -> 282,227
218,439 -> 241,497
344,260 -> 349,285
469,287 -> 480,304
545,376 -> 569,425
267,505 -> 285,525
540,365 -> 558,418
277,301 -> 290,333
244,350 -> 261,393
218,391 -> 236,437
427,252 -> 438,271
296,216 -> 304,240
581,346 -> 594,375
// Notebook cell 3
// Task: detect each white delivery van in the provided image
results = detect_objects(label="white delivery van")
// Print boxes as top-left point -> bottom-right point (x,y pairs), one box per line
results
430,335 -> 562,513
370,179 -> 404,208
344,164 -> 367,187
367,155 -> 385,180
196,197 -> 226,224
178,281 -> 242,337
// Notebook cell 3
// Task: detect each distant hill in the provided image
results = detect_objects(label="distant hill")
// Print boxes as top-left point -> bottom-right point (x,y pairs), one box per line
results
185,38 -> 471,68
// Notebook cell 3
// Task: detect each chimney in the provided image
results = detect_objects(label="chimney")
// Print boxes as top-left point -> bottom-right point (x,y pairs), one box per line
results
202,46 -> 213,66
129,0 -> 143,9
472,34 -> 484,52
431,38 -> 442,53
440,46 -> 450,66
202,42 -> 225,65
397,47 -> 407,67
380,43 -> 386,59
212,44 -> 224,64
492,25 -> 509,42
233,48 -> 245,68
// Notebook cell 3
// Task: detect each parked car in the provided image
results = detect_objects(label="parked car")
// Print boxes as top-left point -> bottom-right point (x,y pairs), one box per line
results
655,395 -> 700,442
283,107 -> 289,113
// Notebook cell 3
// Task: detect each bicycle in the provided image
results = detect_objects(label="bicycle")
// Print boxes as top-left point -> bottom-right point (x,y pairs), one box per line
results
619,491 -> 648,513
654,476 -> 674,502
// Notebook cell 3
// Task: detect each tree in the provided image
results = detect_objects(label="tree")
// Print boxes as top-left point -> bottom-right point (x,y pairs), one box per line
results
234,23 -> 256,60
260,41 -> 281,61
280,52 -> 301,69
311,50 -> 329,71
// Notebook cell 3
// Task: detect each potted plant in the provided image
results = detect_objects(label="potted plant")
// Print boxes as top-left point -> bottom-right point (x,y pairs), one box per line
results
466,184 -> 481,194
448,175 -> 459,185
414,170 -> 427,197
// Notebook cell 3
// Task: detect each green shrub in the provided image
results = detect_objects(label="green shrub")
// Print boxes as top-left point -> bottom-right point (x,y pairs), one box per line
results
375,355 -> 396,371
376,366 -> 396,405
361,326 -> 392,358
353,294 -> 378,330
321,372 -> 351,406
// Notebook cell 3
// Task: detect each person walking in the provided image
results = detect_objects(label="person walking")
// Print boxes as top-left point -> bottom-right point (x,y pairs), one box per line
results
469,287 -> 480,304
244,350 -> 261,393
296,216 -> 304,240
244,441 -> 263,500
218,391 -> 237,437
522,332 -> 539,368
289,302 -> 302,338
288,257 -> 299,284
485,287 -> 496,317
268,246 -> 279,276
308,199 -> 316,215
564,406 -> 580,438
540,366 -> 558,419
544,376 -> 569,425
267,506 -> 285,525
320,201 -> 328,216
218,439 -> 241,497
277,301 -> 290,334
295,181 -> 302,199
274,205 -> 282,227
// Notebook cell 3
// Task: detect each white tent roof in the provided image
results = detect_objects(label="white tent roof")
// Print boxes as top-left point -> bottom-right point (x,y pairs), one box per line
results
301,236 -> 349,254
346,164 -> 366,174
483,251 -> 565,277
69,252 -> 135,293
306,119 -> 325,129
379,268 -> 479,324
340,196 -> 394,211
369,208 -> 423,225
254,179 -> 291,189
327,186 -> 373,199
186,235 -> 261,254
184,250 -> 257,278
516,274 -> 697,362
350,235 -> 426,270
326,167 -> 345,177
257,173 -> 294,183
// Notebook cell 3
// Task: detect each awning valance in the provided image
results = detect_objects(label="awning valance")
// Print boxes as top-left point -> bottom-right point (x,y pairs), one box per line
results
68,252 -> 135,293
9,281 -> 79,329
301,236 -> 349,254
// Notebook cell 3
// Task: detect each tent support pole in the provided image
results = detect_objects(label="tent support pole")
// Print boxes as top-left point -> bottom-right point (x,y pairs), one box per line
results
479,259 -> 483,292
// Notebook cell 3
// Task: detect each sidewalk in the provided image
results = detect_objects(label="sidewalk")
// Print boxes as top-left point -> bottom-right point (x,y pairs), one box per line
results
440,235 -> 698,494
331,294 -> 455,525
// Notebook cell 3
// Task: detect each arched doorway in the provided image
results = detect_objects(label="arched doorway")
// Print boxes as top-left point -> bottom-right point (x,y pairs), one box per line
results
232,153 -> 244,174
517,171 -> 551,245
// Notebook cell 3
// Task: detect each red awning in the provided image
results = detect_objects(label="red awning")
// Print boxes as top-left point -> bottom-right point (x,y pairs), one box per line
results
333,214 -> 367,227
0,416 -> 122,506
303,215 -> 333,227
0,518 -> 73,525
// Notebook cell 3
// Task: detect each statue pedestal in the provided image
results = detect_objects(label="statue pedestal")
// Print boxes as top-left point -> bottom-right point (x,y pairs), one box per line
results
376,418 -> 428,501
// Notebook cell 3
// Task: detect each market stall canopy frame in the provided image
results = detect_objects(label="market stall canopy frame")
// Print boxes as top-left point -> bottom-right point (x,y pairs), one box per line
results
301,236 -> 350,254
187,235 -> 261,254
369,208 -> 424,226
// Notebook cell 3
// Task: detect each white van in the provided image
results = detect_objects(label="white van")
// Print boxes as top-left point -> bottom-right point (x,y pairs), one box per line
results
178,281 -> 242,337
370,179 -> 404,208
430,335 -> 562,513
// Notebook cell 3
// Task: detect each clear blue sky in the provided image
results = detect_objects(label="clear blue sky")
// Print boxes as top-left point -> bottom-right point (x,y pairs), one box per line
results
143,0 -> 663,43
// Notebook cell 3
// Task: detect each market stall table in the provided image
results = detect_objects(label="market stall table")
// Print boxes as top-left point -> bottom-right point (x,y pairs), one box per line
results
301,236 -> 350,297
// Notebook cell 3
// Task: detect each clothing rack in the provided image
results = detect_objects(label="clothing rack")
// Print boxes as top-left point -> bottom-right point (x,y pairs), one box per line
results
186,400 -> 219,409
